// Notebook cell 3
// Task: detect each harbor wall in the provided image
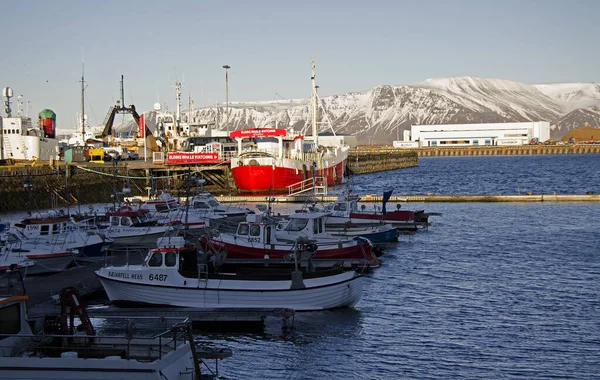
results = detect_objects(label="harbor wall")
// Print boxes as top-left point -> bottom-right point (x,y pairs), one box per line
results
213,193 -> 600,204
401,144 -> 600,156
0,165 -> 150,212
347,150 -> 418,174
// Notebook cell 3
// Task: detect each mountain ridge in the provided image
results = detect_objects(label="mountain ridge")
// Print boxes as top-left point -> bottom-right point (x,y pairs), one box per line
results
118,76 -> 600,144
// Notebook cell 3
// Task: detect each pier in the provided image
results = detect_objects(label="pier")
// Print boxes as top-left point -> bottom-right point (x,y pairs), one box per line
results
208,193 -> 600,204
400,144 -> 600,156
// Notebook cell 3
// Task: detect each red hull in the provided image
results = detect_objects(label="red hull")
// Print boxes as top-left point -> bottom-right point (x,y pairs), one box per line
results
350,210 -> 429,224
232,160 -> 346,192
209,239 -> 379,267
350,210 -> 415,222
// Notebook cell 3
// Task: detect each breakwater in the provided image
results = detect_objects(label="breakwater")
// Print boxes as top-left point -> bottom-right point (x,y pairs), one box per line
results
412,144 -> 600,156
214,193 -> 600,204
346,150 -> 418,174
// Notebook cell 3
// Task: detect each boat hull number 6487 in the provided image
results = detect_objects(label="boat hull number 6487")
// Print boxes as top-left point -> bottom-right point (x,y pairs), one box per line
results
149,274 -> 168,281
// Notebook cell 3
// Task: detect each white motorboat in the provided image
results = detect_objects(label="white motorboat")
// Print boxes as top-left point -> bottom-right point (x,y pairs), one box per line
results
1,229 -> 78,275
201,212 -> 380,268
13,211 -> 108,257
0,244 -> 35,273
0,283 -> 223,379
75,206 -> 177,246
322,189 -> 432,231
96,236 -> 363,311
189,191 -> 253,219
138,192 -> 210,230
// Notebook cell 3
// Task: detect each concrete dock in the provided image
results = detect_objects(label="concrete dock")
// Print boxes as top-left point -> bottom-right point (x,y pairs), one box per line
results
213,193 -> 600,204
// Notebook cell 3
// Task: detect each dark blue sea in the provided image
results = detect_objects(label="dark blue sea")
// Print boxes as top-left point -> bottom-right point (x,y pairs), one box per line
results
343,154 -> 600,196
2,154 -> 600,379
202,155 -> 600,379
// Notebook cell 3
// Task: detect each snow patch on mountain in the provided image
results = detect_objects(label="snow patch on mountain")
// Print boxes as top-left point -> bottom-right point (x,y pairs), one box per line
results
116,77 -> 600,144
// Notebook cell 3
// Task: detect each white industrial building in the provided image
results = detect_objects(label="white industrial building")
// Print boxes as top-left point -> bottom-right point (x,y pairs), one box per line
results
397,121 -> 550,148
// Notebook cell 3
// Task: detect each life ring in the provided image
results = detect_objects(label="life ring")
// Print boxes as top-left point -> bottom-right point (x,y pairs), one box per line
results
238,161 -> 244,166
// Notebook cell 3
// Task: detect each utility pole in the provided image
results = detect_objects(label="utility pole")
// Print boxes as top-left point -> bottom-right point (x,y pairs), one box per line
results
222,65 -> 230,134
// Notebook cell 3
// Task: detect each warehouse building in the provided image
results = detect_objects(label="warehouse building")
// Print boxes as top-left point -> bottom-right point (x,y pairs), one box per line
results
398,121 -> 550,147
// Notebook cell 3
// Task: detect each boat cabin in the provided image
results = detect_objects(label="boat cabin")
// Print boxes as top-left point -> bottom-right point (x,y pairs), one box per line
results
105,207 -> 157,227
281,211 -> 328,237
233,211 -> 330,244
0,295 -> 32,356
191,192 -> 250,217
235,214 -> 278,245
191,193 -> 221,211
14,212 -> 72,238
144,237 -> 201,278
140,192 -> 182,214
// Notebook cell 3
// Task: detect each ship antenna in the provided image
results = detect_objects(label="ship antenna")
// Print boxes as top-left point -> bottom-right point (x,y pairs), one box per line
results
81,61 -> 86,144
310,58 -> 318,147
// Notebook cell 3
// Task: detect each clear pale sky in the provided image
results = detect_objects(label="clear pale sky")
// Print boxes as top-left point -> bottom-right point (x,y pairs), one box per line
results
1,0 -> 597,131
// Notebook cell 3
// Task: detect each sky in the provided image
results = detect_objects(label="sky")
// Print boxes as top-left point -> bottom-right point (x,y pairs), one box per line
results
1,0 -> 597,132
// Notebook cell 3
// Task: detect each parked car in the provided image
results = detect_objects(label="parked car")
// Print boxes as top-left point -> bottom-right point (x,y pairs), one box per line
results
127,151 -> 139,160
105,151 -> 121,161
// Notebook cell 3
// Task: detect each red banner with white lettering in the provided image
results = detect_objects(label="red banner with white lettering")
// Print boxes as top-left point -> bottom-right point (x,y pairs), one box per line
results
229,128 -> 287,139
138,114 -> 145,138
166,152 -> 220,165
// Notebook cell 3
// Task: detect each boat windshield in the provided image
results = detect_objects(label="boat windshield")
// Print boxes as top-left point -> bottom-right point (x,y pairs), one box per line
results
237,224 -> 249,236
284,218 -> 308,232
193,201 -> 209,209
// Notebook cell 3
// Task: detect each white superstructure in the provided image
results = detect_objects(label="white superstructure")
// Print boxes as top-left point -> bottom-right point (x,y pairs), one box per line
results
399,121 -> 551,147
1,116 -> 59,160
2,87 -> 59,161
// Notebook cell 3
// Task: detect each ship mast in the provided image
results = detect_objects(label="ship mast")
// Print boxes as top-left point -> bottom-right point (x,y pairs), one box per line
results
310,59 -> 318,147
81,63 -> 86,143
175,81 -> 182,133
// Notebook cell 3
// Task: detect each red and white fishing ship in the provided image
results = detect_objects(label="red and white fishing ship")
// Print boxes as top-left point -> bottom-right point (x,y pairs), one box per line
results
229,61 -> 349,192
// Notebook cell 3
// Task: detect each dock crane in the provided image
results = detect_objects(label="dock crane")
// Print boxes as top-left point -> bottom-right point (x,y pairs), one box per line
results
101,75 -> 160,153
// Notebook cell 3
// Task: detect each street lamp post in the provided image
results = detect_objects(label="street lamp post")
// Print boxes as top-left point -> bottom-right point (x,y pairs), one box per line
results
222,65 -> 231,134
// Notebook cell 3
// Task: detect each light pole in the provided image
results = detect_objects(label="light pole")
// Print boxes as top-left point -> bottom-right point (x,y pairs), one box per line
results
223,65 -> 230,134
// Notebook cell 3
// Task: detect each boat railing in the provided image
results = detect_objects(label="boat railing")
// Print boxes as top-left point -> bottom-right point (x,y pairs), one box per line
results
287,177 -> 327,196
197,263 -> 209,285
0,317 -> 194,360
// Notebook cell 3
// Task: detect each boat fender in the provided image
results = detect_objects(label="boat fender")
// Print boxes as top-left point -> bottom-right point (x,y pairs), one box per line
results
306,243 -> 318,253
125,319 -> 136,339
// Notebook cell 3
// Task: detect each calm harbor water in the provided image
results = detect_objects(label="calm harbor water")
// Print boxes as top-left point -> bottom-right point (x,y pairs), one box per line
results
205,155 -> 600,379
343,154 -> 600,196
202,201 -> 600,379
2,154 -> 600,379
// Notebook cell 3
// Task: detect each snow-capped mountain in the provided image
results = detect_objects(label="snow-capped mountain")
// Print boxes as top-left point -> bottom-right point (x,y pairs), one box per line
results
121,77 -> 600,144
